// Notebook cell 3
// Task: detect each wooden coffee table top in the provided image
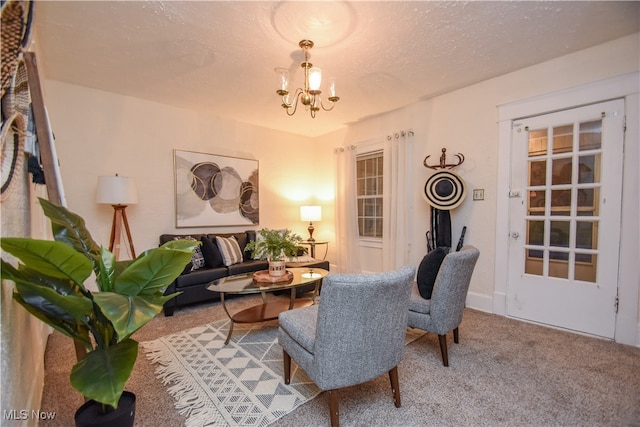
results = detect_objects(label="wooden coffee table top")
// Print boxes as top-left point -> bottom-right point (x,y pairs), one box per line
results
207,267 -> 328,295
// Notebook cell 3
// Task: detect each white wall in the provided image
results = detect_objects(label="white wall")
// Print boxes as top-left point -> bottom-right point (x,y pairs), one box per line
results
41,82 -> 334,254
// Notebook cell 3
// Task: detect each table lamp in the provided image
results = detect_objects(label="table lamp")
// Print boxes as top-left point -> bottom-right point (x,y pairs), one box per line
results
96,174 -> 138,260
300,205 -> 321,242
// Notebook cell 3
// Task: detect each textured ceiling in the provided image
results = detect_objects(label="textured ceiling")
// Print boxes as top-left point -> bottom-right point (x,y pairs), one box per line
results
32,1 -> 639,137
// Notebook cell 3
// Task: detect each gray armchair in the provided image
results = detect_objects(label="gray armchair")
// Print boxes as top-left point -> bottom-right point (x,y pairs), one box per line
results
408,245 -> 480,366
278,265 -> 416,427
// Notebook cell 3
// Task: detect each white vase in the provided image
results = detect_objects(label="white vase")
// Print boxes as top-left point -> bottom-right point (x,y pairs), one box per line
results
268,260 -> 286,277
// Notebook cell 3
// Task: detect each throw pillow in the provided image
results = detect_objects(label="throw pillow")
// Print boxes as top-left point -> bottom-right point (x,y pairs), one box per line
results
200,236 -> 223,268
216,236 -> 243,266
416,247 -> 449,299
175,236 -> 205,273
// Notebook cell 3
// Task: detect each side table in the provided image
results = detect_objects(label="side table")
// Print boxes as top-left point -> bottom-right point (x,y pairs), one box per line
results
299,240 -> 329,259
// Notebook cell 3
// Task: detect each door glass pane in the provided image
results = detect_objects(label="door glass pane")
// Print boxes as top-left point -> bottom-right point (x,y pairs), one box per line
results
577,188 -> 596,210
576,221 -> 598,250
525,250 -> 543,275
528,190 -> 545,213
579,120 -> 601,151
553,124 -> 573,154
549,253 -> 569,278
575,254 -> 597,283
526,220 -> 544,246
578,154 -> 599,184
550,190 -> 571,214
529,160 -> 546,186
550,220 -> 570,247
528,129 -> 547,156
552,157 -> 572,185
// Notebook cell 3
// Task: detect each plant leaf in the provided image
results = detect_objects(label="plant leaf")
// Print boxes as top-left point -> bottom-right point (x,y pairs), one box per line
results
1,238 -> 93,285
14,280 -> 92,319
114,242 -> 197,297
96,247 -> 116,292
39,198 -> 102,271
93,292 -> 177,339
13,293 -> 93,348
1,260 -> 94,347
70,338 -> 138,409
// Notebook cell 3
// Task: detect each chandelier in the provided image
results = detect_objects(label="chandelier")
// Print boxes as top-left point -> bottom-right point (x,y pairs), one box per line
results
275,40 -> 340,118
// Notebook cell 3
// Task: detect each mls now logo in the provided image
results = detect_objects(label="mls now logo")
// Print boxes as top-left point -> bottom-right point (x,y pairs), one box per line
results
3,410 -> 56,421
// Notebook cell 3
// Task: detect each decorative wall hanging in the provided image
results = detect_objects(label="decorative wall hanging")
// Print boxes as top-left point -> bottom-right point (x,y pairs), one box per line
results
0,113 -> 25,201
422,169 -> 467,210
174,150 -> 259,228
423,147 -> 467,252
1,0 -> 33,202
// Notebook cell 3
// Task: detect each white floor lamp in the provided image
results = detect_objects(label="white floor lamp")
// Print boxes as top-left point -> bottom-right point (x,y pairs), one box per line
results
96,174 -> 138,260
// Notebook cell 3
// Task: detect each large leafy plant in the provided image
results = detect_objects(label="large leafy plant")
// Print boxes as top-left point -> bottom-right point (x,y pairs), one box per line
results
245,228 -> 303,261
0,199 -> 197,410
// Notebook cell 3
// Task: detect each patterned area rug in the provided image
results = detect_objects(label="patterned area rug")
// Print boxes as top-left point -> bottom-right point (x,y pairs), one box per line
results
142,318 -> 425,427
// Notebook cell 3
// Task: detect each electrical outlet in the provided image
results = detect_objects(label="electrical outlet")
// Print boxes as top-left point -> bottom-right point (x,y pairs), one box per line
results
473,189 -> 484,201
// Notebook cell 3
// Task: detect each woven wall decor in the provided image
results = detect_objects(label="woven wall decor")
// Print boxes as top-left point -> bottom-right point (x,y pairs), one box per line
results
1,0 -> 32,99
1,113 -> 26,201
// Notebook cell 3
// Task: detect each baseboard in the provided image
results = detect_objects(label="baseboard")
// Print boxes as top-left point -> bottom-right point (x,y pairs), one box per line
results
465,291 -> 494,313
614,311 -> 640,347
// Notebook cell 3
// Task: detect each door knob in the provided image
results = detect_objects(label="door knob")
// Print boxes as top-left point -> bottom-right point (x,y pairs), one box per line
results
511,232 -> 520,239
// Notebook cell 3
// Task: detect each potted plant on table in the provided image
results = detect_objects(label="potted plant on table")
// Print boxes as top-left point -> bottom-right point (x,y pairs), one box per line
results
245,228 -> 303,276
0,199 -> 198,427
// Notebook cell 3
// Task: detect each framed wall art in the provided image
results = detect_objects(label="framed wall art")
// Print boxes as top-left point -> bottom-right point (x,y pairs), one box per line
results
174,150 -> 259,227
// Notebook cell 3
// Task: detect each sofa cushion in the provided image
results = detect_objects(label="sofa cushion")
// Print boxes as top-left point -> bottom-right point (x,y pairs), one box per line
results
200,236 -> 224,268
216,235 -> 243,266
228,259 -> 269,276
409,283 -> 432,314
416,247 -> 448,299
159,233 -> 205,246
175,266 -> 228,288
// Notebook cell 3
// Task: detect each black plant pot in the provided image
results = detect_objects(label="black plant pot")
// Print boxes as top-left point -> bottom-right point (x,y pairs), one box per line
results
74,391 -> 136,427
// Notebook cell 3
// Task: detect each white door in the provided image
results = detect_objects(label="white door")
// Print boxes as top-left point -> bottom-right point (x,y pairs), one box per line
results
506,99 -> 624,338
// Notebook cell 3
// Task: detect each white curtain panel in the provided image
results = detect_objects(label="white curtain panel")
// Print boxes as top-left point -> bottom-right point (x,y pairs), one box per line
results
333,145 -> 361,273
382,131 -> 413,270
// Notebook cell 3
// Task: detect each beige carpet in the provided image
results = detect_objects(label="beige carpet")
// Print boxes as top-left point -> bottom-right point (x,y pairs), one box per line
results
39,293 -> 640,426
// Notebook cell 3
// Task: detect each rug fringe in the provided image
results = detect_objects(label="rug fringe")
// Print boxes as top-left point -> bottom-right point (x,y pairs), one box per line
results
142,340 -> 228,427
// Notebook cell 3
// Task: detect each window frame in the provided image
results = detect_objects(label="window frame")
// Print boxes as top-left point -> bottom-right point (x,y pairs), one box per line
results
355,148 -> 384,243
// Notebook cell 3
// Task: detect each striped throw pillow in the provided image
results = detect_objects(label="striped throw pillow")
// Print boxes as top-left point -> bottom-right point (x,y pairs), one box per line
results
215,236 -> 243,266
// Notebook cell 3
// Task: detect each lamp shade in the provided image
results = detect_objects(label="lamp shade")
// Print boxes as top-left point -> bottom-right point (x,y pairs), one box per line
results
300,205 -> 321,222
96,175 -> 138,205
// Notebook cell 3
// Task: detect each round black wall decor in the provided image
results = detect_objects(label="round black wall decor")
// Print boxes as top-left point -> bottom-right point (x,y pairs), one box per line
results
423,169 -> 467,210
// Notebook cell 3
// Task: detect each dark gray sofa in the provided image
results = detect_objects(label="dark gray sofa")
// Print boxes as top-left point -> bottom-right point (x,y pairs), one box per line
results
159,230 -> 329,316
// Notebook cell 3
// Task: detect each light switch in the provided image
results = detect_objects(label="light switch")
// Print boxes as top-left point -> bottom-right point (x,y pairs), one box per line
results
473,189 -> 484,201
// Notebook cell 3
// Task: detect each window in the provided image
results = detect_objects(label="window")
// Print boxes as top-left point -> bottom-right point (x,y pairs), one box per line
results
356,151 -> 383,238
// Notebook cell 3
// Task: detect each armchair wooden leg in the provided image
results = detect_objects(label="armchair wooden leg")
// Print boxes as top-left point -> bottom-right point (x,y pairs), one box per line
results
328,390 -> 339,427
438,334 -> 449,367
453,327 -> 459,344
388,366 -> 401,408
283,350 -> 291,385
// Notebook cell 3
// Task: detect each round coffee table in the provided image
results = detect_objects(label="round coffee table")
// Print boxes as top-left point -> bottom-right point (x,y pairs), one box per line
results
207,267 -> 329,344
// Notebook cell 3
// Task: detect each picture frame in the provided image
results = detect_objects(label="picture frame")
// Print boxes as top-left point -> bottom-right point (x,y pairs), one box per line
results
174,150 -> 259,227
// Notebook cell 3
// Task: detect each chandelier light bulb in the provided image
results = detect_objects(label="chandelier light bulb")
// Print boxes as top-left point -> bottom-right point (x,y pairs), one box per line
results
329,77 -> 337,98
309,67 -> 322,92
275,68 -> 289,96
